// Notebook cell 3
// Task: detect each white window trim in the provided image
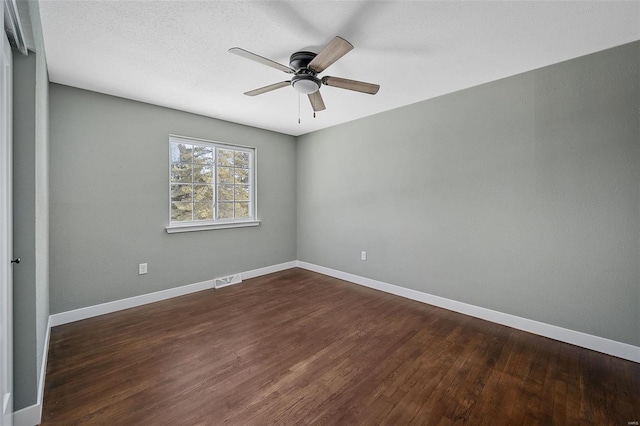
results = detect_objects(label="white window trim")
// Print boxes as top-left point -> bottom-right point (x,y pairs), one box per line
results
166,134 -> 259,233
165,220 -> 260,234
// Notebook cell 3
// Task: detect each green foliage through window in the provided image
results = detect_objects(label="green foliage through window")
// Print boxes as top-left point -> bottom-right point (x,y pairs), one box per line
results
170,137 -> 254,224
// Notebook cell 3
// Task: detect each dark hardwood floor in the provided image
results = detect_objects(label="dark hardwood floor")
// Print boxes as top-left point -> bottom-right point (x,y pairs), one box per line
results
41,268 -> 639,425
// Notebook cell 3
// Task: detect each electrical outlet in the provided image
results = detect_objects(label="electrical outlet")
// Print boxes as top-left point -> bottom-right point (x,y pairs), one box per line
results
361,251 -> 367,261
139,263 -> 148,275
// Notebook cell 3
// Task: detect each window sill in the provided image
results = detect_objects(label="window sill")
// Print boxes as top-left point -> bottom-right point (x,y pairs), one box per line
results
165,220 -> 260,234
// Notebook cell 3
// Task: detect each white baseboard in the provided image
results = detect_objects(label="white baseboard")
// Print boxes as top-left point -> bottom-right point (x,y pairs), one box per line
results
241,261 -> 297,280
296,261 -> 640,363
49,261 -> 298,327
13,317 -> 51,426
49,279 -> 215,327
12,403 -> 40,426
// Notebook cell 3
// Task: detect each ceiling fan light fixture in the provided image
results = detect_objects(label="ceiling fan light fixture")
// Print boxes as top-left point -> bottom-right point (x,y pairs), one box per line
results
291,75 -> 320,94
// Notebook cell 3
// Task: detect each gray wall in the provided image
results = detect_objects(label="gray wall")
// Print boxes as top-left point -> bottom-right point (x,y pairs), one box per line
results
297,42 -> 640,346
11,0 -> 50,411
49,85 -> 297,314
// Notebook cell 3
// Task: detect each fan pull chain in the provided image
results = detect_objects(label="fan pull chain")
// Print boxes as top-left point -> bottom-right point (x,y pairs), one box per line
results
298,93 -> 301,124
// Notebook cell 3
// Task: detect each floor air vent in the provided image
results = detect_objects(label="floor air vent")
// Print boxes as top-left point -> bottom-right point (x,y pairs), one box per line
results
214,274 -> 242,289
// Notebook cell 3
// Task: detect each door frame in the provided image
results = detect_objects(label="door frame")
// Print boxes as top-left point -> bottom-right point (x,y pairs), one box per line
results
1,5 -> 14,425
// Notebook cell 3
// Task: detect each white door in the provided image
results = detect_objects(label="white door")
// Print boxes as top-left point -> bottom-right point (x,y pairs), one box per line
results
1,5 -> 14,425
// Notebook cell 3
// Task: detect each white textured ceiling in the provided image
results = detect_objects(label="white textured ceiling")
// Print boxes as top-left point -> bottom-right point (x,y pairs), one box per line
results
38,1 -> 640,136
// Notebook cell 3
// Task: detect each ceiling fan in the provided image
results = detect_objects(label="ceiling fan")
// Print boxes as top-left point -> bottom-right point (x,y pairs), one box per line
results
229,36 -> 380,114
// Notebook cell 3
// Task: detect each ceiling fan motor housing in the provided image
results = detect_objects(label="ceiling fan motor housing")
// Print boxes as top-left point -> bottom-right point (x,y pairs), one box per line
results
289,51 -> 316,71
290,51 -> 321,94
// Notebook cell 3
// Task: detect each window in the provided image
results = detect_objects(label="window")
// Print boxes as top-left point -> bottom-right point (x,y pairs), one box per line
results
166,135 -> 258,233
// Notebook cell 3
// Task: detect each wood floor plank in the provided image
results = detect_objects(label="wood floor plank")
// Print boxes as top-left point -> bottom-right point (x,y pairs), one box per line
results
40,268 -> 640,425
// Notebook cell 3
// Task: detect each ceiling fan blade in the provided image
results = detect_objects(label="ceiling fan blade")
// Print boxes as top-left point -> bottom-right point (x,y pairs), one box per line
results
308,91 -> 326,112
244,81 -> 291,96
229,47 -> 295,74
308,36 -> 354,73
322,76 -> 380,95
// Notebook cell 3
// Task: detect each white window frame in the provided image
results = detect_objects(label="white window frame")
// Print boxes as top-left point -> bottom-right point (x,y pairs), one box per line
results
165,135 -> 259,234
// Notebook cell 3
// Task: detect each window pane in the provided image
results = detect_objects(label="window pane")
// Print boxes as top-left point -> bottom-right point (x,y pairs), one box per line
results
218,167 -> 234,184
234,151 -> 249,168
171,202 -> 193,222
171,143 -> 193,163
194,184 -> 213,202
194,203 -> 213,221
218,202 -> 233,219
235,202 -> 250,219
217,185 -> 234,201
194,165 -> 213,183
171,163 -> 192,183
170,138 -> 255,225
234,185 -> 249,201
217,149 -> 234,167
171,184 -> 192,202
234,168 -> 249,184
193,145 -> 213,164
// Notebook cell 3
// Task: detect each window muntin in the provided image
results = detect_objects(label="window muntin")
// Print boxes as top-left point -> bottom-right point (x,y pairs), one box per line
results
169,136 -> 255,225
